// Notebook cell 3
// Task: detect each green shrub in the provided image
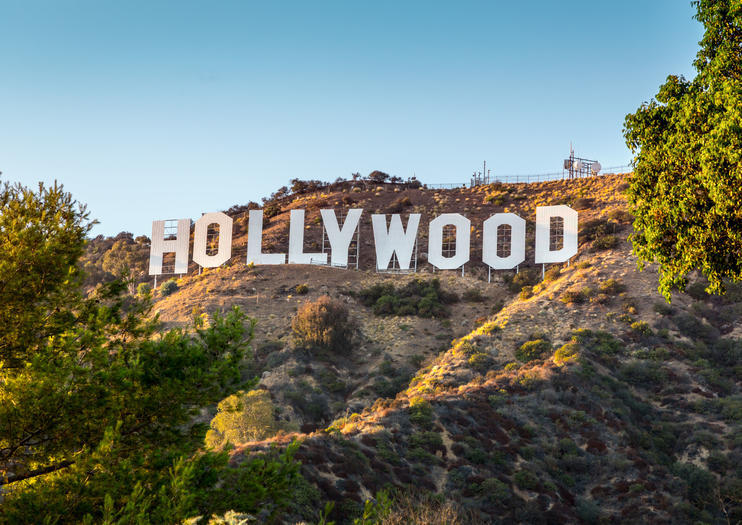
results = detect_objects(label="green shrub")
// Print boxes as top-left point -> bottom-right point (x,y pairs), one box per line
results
554,342 -> 579,365
607,209 -> 633,224
630,320 -> 653,336
592,234 -> 620,251
508,269 -> 539,292
572,329 -> 623,356
674,313 -> 720,344
575,498 -> 602,524
543,265 -> 562,282
619,361 -> 667,387
291,296 -> 355,351
513,469 -> 539,490
519,285 -> 534,300
580,218 -> 616,242
358,278 -> 458,318
263,203 -> 281,218
672,463 -> 717,507
205,389 -> 294,449
480,478 -> 510,503
409,397 -> 433,427
409,431 -> 444,452
560,287 -> 591,304
160,278 -> 178,296
468,352 -> 493,372
598,278 -> 625,295
653,302 -> 674,315
136,282 -> 152,297
295,283 -> 309,294
516,339 -> 552,363
462,288 -> 484,302
685,281 -> 709,300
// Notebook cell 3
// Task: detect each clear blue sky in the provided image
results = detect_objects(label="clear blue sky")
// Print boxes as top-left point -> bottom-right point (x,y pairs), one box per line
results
0,1 -> 703,236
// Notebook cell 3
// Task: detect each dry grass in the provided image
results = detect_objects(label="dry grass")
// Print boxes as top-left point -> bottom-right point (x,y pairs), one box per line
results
379,492 -> 485,525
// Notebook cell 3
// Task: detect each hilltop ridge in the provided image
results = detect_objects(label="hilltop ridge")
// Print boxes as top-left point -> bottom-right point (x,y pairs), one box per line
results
81,174 -> 742,524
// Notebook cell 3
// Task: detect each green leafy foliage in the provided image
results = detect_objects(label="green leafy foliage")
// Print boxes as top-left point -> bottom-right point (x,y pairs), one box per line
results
160,277 -> 179,296
0,178 -> 302,523
515,339 -> 552,363
205,389 -> 296,449
358,278 -> 458,318
623,0 -> 742,299
80,232 -> 151,290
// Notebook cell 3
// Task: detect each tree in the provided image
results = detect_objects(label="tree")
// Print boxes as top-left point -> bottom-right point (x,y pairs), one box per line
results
205,389 -> 295,449
291,296 -> 355,352
0,178 -> 299,523
623,0 -> 742,299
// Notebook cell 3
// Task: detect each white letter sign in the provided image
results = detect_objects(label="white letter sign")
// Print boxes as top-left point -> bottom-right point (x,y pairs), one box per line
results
193,212 -> 233,268
321,209 -> 362,267
371,214 -> 420,271
535,205 -> 578,264
289,209 -> 327,265
149,219 -> 190,275
482,213 -> 526,269
428,213 -> 470,270
247,209 -> 286,265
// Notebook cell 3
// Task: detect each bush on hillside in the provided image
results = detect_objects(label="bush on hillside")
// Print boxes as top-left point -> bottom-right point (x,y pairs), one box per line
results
506,269 -> 539,293
516,339 -> 552,363
560,287 -> 592,304
388,195 -> 412,213
358,278 -> 458,318
554,342 -> 579,366
263,202 -> 281,219
205,389 -> 293,449
598,278 -> 626,296
292,296 -> 354,351
160,278 -> 178,296
543,265 -> 562,282
592,235 -> 620,251
136,282 -> 152,297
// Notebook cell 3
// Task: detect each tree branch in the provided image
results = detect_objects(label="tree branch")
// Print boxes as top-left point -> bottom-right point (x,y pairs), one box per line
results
1,459 -> 74,486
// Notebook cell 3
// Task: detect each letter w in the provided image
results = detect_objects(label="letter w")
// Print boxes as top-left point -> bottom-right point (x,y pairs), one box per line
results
371,214 -> 420,271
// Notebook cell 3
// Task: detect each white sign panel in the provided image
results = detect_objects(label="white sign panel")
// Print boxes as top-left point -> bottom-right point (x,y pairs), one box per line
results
149,218 -> 190,275
371,213 -> 420,271
482,213 -> 526,269
193,212 -> 233,268
246,209 -> 286,265
428,213 -> 470,270
320,208 -> 362,267
289,209 -> 327,265
149,205 -> 579,275
535,205 -> 578,264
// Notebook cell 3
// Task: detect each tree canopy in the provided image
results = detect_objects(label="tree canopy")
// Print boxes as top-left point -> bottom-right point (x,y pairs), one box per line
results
623,0 -> 742,299
0,178 -> 299,523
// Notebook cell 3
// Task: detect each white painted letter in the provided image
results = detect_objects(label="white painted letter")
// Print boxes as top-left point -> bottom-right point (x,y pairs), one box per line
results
289,209 -> 327,265
482,213 -> 526,269
535,205 -> 578,264
371,214 -> 420,270
247,209 -> 286,265
428,213 -> 470,270
320,209 -> 362,267
149,219 -> 190,275
193,212 -> 233,268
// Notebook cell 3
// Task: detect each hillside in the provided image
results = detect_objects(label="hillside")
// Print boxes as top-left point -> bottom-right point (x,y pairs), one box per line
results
84,174 -> 741,524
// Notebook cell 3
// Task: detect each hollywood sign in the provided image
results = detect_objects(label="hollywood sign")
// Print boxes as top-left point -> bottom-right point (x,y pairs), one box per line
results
148,206 -> 578,275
